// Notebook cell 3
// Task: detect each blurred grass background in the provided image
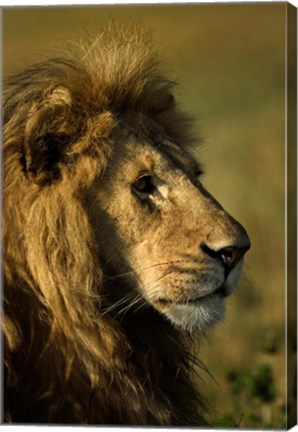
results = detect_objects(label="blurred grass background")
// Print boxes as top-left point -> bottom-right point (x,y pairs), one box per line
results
3,4 -> 288,428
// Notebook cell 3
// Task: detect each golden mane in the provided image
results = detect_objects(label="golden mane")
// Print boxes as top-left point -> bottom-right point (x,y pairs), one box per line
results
3,25 -> 208,425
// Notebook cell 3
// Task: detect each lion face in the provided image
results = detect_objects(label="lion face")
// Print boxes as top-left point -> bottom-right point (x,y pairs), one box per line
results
88,131 -> 250,332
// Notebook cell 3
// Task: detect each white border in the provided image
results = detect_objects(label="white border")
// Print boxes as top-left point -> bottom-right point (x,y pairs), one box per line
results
0,0 -> 297,7
285,1 -> 288,429
1,1 -> 297,432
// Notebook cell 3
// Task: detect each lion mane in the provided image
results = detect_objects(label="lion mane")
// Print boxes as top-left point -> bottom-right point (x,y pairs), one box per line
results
3,25 -> 208,425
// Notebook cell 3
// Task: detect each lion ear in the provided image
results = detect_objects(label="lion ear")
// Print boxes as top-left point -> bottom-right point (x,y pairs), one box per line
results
23,87 -> 76,186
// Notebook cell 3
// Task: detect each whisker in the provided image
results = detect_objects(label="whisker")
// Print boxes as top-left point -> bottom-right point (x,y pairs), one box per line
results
241,271 -> 254,289
105,271 -> 135,281
117,295 -> 147,322
101,294 -> 134,316
144,270 -> 176,302
104,259 -> 194,281
142,260 -> 187,270
117,294 -> 143,316
132,298 -> 148,314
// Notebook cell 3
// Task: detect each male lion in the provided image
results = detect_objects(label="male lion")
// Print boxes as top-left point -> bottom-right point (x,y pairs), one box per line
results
3,25 -> 250,425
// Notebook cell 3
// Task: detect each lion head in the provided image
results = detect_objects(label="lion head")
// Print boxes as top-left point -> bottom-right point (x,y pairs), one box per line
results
3,25 -> 250,424
87,129 -> 250,332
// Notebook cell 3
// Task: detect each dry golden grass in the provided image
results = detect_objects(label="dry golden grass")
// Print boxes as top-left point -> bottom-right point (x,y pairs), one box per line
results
3,4 -> 287,427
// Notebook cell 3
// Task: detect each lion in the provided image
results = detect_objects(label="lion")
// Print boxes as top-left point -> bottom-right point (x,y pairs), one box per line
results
3,24 -> 250,425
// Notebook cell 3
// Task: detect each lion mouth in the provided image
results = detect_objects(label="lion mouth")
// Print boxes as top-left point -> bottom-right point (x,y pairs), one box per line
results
155,284 -> 228,307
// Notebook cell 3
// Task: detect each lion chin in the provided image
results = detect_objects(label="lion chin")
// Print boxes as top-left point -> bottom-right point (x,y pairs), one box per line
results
151,260 -> 244,333
3,23 -> 250,426
166,298 -> 226,333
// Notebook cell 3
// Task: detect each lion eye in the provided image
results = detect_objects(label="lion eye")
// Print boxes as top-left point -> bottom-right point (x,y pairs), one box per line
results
132,175 -> 155,195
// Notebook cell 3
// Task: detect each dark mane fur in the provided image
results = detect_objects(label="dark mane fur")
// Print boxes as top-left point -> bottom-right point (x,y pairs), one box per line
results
3,24 -> 208,425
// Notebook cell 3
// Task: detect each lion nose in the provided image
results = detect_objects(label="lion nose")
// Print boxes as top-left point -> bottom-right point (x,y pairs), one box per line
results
201,243 -> 250,274
218,245 -> 250,273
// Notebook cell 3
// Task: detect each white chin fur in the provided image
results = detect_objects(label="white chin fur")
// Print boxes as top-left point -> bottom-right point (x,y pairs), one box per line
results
163,294 -> 226,333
